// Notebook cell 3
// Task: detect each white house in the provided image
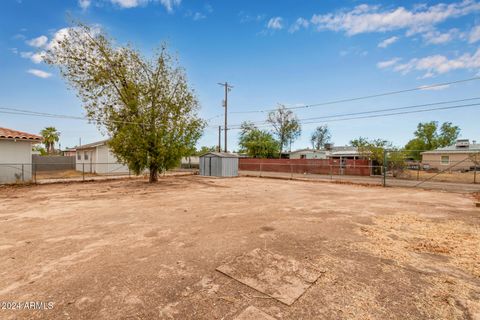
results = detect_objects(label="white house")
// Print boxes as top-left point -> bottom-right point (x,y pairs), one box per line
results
0,127 -> 42,184
289,148 -> 329,159
75,139 -> 130,175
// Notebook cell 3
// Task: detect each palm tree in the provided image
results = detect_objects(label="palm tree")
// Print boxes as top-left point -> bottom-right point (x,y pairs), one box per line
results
40,127 -> 60,154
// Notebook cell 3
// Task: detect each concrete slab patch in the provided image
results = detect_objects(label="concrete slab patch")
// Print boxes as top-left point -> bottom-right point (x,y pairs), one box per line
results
234,306 -> 277,320
216,248 -> 322,305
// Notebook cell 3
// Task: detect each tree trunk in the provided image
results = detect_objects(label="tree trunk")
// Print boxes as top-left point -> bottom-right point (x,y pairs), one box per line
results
149,165 -> 158,183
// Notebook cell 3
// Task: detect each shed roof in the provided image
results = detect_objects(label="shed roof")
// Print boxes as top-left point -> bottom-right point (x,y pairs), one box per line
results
76,139 -> 110,150
0,127 -> 42,141
200,152 -> 239,158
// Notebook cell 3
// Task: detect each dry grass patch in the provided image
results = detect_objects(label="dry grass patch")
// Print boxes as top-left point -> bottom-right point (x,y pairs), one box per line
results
356,214 -> 480,319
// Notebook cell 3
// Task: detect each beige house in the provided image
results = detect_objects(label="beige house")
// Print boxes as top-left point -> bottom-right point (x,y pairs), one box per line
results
421,139 -> 480,171
0,127 -> 42,183
76,139 -> 129,175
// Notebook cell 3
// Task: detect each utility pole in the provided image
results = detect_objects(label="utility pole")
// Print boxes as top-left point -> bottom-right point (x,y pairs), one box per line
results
218,82 -> 233,153
218,126 -> 222,152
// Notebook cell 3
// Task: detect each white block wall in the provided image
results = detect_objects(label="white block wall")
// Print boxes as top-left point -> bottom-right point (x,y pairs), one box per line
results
0,140 -> 34,183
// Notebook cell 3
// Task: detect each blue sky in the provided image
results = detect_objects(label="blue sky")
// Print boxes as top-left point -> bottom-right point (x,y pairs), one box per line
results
1,0 -> 480,151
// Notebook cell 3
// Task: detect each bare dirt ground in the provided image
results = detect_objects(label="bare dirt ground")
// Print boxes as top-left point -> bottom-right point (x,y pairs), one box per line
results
0,176 -> 479,320
240,170 -> 480,193
400,169 -> 479,184
35,170 -> 98,180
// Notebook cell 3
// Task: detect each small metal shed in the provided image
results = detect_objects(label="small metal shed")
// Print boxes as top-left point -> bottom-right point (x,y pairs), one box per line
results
199,152 -> 239,177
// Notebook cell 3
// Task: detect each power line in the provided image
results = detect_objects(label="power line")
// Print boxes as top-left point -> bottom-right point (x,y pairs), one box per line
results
226,97 -> 480,128
229,76 -> 480,114
0,109 -> 143,125
3,98 -> 479,130
225,102 -> 480,130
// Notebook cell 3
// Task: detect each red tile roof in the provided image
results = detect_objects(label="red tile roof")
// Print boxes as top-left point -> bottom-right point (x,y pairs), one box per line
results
0,127 -> 43,141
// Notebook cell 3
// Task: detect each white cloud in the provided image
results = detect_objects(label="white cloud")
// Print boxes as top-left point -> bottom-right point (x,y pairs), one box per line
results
46,26 -> 100,52
377,57 -> 401,69
239,12 -> 265,23
159,0 -> 181,12
193,12 -> 206,21
26,35 -> 48,48
378,36 -> 399,48
267,17 -> 283,30
27,69 -> 52,78
289,18 -> 309,33
20,51 -> 44,63
78,0 -> 91,9
469,25 -> 480,43
422,28 -> 461,44
111,0 -> 142,8
310,1 -> 480,36
110,0 -> 180,12
419,84 -> 450,91
391,49 -> 480,77
30,52 -> 45,63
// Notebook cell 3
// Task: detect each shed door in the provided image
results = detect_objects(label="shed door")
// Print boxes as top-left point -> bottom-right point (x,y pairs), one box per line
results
204,157 -> 211,176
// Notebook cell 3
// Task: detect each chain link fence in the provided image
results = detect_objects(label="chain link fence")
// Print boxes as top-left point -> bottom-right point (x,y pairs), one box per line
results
0,162 -> 137,184
238,155 -> 480,192
0,161 -> 198,185
383,150 -> 479,189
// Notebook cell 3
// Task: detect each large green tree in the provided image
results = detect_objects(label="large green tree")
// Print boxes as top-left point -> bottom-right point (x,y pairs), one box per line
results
405,121 -> 460,160
267,105 -> 301,154
310,125 -> 331,150
40,126 -> 60,155
238,121 -> 279,158
45,23 -> 205,182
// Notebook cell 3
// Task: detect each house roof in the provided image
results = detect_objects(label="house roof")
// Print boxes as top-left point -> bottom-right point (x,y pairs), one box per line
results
76,139 -> 110,150
0,127 -> 42,141
422,143 -> 480,154
200,152 -> 239,158
289,148 -> 325,154
289,146 -> 360,157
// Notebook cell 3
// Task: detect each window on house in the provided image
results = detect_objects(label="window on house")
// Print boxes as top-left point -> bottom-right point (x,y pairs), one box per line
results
77,153 -> 81,161
84,152 -> 89,161
441,156 -> 449,165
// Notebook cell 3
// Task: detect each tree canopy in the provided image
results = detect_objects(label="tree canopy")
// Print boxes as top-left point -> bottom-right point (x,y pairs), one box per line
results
45,22 -> 205,182
310,125 -> 331,150
238,122 -> 279,158
351,137 -> 405,175
266,105 -> 301,154
40,127 -> 60,155
405,121 -> 460,160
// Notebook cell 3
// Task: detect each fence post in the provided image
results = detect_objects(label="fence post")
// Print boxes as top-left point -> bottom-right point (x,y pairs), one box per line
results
82,163 -> 85,181
290,163 -> 293,179
417,161 -> 420,181
33,163 -> 37,184
21,164 -> 24,182
259,163 -> 262,178
383,149 -> 387,187
474,153 -> 477,184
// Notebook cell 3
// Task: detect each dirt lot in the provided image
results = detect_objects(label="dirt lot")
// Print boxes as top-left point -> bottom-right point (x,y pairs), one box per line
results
0,176 -> 479,319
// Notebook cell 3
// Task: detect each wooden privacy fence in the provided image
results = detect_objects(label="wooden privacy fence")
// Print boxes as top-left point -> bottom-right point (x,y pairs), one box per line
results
238,158 -> 372,176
